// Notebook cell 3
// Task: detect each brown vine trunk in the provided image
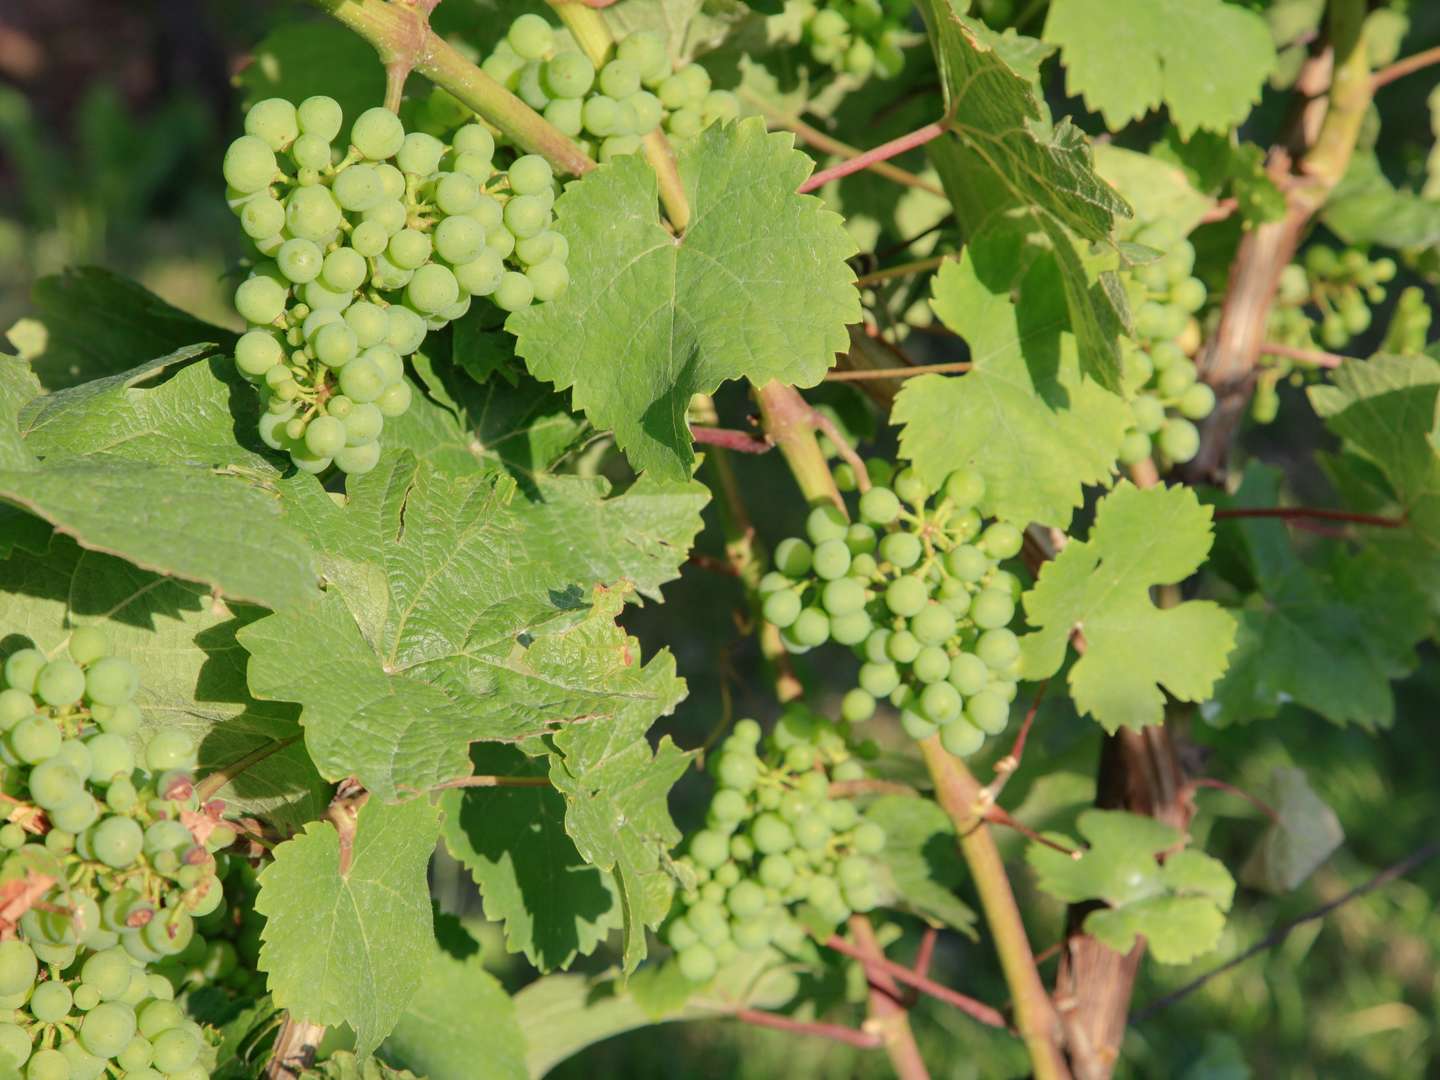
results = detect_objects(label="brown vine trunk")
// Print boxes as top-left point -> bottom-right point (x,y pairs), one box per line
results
1052,725 -> 1194,1079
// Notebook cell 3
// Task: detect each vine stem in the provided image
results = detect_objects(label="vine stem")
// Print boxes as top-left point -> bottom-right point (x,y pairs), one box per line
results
195,735 -> 301,804
919,737 -> 1071,1080
1212,506 -> 1406,528
733,1007 -> 882,1049
855,255 -> 948,288
823,934 -> 1009,1028
430,774 -> 552,790
1259,341 -> 1351,368
825,361 -> 970,381
691,426 -> 773,454
798,122 -> 948,194
1185,777 -> 1279,823
545,0 -> 693,230
310,0 -> 594,176
848,915 -> 931,1080
1371,44 -> 1440,90
741,92 -> 946,197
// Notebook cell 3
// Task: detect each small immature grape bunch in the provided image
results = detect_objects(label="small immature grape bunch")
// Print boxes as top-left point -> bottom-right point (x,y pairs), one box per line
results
791,0 -> 910,80
0,628 -> 233,1078
665,710 -> 886,984
224,94 -> 572,478
760,462 -> 1028,758
1118,222 -> 1215,469
479,18 -> 738,159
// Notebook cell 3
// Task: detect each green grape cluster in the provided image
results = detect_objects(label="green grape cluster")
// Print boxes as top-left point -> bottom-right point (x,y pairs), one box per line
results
665,712 -> 886,984
0,629 -> 234,1078
223,95 -> 571,475
153,861 -> 265,1012
790,0 -> 908,79
1257,245 -> 1397,422
479,18 -> 738,161
1118,227 -> 1213,467
759,464 -> 1026,758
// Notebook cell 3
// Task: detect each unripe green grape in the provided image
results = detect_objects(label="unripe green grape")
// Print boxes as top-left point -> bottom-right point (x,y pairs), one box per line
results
911,603 -> 956,645
1157,418 -> 1200,463
284,184 -> 342,241
373,380 -> 410,419
789,607 -> 830,647
337,356 -> 384,403
878,531 -> 921,568
29,758 -> 81,811
508,12 -> 554,60
144,728 -> 194,772
350,106 -> 405,160
976,627 -> 1019,669
8,717 -> 58,765
582,95 -> 621,137
891,467 -> 926,506
715,752 -> 758,791
970,588 -> 1015,630
393,131 -> 442,176
514,231 -> 555,265
830,610 -> 872,646
339,302 -> 387,348
453,250 -> 504,297
363,198 -> 407,236
434,216 -> 485,266
702,89 -> 740,125
543,97 -> 584,137
859,485 -> 901,527
30,658 -> 81,707
312,321 -> 357,369
329,164 -> 382,213
235,330 -> 284,377
432,172 -> 478,216
290,131 -> 333,170
294,94 -> 343,141
239,195 -> 285,240
234,276 -> 287,325
761,589 -> 802,628
811,538 -> 851,580
223,135 -> 277,193
1118,429 -> 1152,466
485,225 -> 516,260
406,264 -> 460,315
304,277 -> 352,312
493,271 -> 535,312
0,1022 -> 27,1068
886,629 -> 921,664
773,537 -> 812,576
1157,363 -> 1197,399
321,248 -> 367,294
820,577 -> 866,617
858,661 -> 900,698
384,228 -> 430,271
966,689 -> 1010,734
385,305 -> 427,355
979,521 -> 1023,560
0,688 -> 31,729
912,645 -> 950,684
1132,394 -> 1166,434
1173,276 -> 1207,313
751,813 -> 794,854
506,155 -> 553,198
244,98 -> 299,152
668,107 -> 704,138
629,90 -> 664,133
503,194 -> 549,240
837,686 -> 875,723
1179,382 -> 1216,420
297,415 -> 344,459
885,575 -> 927,617
940,716 -> 985,756
0,940 -> 36,998
526,259 -> 570,302
676,942 -> 717,982
29,980 -> 71,1023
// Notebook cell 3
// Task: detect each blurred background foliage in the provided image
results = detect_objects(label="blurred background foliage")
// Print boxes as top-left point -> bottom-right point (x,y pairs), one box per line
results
2,1 -> 1439,1077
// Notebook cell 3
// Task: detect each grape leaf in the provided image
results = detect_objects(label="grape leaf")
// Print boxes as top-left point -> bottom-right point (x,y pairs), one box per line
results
1028,810 -> 1234,964
0,347 -> 319,611
893,239 -> 1130,529
1093,145 -> 1215,237
515,956 -> 799,1078
548,671 -> 691,972
0,534 -> 327,829
1205,466 -> 1430,729
1241,767 -> 1344,895
1321,153 -> 1440,252
0,355 -> 40,470
383,945 -> 527,1080
863,796 -> 977,936
300,1054 -> 421,1080
440,745 -> 623,971
256,795 -> 440,1058
914,0 -> 1132,390
1151,130 -> 1287,226
510,118 -> 860,480
239,453 -> 701,801
237,20 -> 385,124
5,268 -> 232,392
1022,482 -> 1237,731
1043,0 -> 1276,137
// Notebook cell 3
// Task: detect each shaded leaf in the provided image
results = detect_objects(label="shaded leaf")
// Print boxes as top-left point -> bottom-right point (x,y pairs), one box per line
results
1241,767 -> 1344,894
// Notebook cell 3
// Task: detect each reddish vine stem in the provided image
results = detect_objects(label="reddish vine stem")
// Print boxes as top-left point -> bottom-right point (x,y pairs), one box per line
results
1371,44 -> 1440,90
986,677 -> 1049,800
912,926 -> 938,981
1132,840 -> 1440,1023
1212,506 -> 1406,528
825,934 -> 1010,1029
808,407 -> 871,492
1259,341 -> 1352,368
1198,197 -> 1238,224
825,361 -> 970,381
827,778 -> 920,798
691,426 -> 773,454
732,1007 -> 883,1048
847,916 -> 932,1079
798,121 -> 948,194
1186,777 -> 1280,823
983,805 -> 1080,857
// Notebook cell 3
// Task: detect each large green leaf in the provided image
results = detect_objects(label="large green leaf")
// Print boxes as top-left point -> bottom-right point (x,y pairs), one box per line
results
5,268 -> 231,391
1044,0 -> 1274,137
511,118 -> 860,479
0,534 -> 327,828
383,944 -> 527,1080
914,0 -> 1132,389
256,796 -> 441,1058
1022,482 -> 1236,731
239,453 -> 701,801
864,796 -> 976,936
1206,466 -> 1430,729
440,745 -> 623,971
894,240 -> 1130,529
1028,809 -> 1235,964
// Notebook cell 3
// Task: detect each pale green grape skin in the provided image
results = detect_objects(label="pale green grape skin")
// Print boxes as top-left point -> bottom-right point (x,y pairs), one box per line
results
239,196 -> 285,240
1157,419 -> 1200,463
331,163 -> 384,212
966,690 -> 1010,735
344,302 -> 390,347
80,1001 -> 137,1059
582,95 -> 620,137
508,154 -> 554,196
940,717 -> 985,756
23,1047 -> 65,1080
676,943 -> 717,983
342,403 -> 384,445
276,238 -> 323,284
235,331 -> 283,377
544,98 -> 584,136
144,729 -> 194,772
503,194 -> 549,239
435,172 -> 480,215
290,132 -> 332,170
388,228 -> 433,271
304,416 -> 347,458
543,52 -> 595,98
339,356 -> 386,403
297,95 -> 344,141
508,13 -> 554,60
493,271 -> 535,312
222,135 -> 277,193
313,322 -> 358,368
376,380 -> 412,418
321,248 -> 368,293
10,716 -> 60,763
386,306 -> 428,355
405,264 -> 460,315
0,1022 -> 29,1068
435,216 -> 486,264
234,277 -> 287,325
36,660 -> 85,707
1179,382 -> 1216,420
0,940 -> 36,996
858,485 -> 899,524
284,185 -> 342,241
350,107 -> 405,160
90,817 -> 143,869
4,648 -> 45,692
0,689 -> 32,729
